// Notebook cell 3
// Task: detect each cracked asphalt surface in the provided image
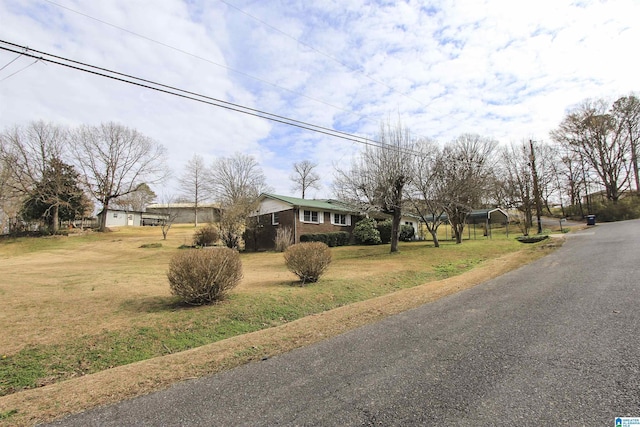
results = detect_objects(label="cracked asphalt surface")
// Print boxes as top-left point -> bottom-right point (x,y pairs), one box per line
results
47,219 -> 640,426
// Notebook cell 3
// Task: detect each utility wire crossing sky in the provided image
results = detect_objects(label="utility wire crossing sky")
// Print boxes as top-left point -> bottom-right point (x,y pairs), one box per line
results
0,0 -> 638,197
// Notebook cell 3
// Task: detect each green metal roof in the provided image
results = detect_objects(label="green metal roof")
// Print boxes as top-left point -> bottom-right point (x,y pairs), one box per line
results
467,208 -> 509,224
260,193 -> 357,213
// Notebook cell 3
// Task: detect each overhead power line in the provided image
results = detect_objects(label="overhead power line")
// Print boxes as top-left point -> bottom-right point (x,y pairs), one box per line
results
0,40 -> 424,155
0,58 -> 40,82
42,0 -> 361,119
0,52 -> 23,71
43,0 -> 434,136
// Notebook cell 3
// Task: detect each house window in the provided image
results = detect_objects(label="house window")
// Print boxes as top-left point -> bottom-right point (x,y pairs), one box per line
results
303,210 -> 319,223
333,213 -> 349,226
113,213 -> 118,218
272,212 -> 279,225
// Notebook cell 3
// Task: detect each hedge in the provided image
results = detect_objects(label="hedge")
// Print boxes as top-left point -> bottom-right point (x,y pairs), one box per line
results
299,231 -> 350,247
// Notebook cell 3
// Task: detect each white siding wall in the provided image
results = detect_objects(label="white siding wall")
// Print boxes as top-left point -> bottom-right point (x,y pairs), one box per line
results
104,210 -> 143,227
256,199 -> 291,215
401,216 -> 419,239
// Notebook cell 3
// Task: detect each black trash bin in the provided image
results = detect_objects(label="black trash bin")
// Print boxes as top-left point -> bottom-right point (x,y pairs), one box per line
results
586,215 -> 596,226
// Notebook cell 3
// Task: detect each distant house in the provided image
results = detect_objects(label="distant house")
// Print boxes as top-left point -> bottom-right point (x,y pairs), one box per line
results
97,209 -> 170,228
247,193 -> 364,251
145,203 -> 220,225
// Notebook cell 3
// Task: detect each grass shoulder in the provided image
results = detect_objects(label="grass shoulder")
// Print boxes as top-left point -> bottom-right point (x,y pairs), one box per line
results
0,227 -> 556,426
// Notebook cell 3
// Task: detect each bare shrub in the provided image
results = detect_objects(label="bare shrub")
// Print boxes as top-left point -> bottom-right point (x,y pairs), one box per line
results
274,226 -> 293,252
284,242 -> 331,284
167,247 -> 242,305
193,224 -> 219,247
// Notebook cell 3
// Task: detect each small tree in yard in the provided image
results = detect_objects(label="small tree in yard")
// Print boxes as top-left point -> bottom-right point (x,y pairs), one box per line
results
334,119 -> 414,253
71,122 -> 168,232
167,247 -> 242,305
193,224 -> 219,247
209,153 -> 270,249
407,138 -> 446,247
284,242 -> 332,284
157,196 -> 179,240
433,134 -> 497,244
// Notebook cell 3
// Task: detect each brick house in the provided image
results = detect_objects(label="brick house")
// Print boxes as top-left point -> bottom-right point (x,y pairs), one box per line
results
246,193 -> 363,251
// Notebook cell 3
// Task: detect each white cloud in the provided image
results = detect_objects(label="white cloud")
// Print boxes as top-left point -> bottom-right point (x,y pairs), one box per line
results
1,0 -> 638,199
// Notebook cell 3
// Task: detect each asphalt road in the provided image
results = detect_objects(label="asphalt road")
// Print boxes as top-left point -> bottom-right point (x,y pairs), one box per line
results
48,219 -> 640,426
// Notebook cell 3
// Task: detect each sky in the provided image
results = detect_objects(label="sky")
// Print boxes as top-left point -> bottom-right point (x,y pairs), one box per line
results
1,0 -> 638,200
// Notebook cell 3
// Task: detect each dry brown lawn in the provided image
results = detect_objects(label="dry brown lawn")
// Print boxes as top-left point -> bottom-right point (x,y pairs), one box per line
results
0,225 -> 564,426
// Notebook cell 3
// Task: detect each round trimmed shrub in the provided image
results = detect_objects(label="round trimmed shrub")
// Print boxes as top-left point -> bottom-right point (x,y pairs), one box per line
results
400,224 -> 415,241
167,247 -> 242,305
377,219 -> 393,244
193,224 -> 219,247
516,235 -> 549,244
284,242 -> 332,284
353,218 -> 382,245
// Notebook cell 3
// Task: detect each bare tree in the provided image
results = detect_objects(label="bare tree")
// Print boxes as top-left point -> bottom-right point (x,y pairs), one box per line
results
290,160 -> 321,199
209,152 -> 270,249
553,145 -> 589,217
334,119 -> 414,253
433,134 -> 497,244
0,147 -> 15,232
0,121 -> 72,233
535,142 -> 562,216
110,183 -> 156,212
500,141 -> 535,235
551,98 -> 631,202
407,138 -> 446,247
157,195 -> 179,240
70,122 -> 168,231
612,94 -> 640,193
178,154 -> 209,227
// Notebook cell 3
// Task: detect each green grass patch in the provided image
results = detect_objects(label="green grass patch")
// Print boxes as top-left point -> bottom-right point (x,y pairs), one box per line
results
139,243 -> 163,248
0,233 -> 523,396
0,409 -> 18,420
0,232 -> 101,256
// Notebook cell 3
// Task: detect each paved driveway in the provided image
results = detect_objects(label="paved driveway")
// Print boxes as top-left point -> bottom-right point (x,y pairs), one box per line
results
48,220 -> 640,426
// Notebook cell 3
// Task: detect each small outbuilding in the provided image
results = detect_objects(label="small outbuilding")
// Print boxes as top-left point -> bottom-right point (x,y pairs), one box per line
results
98,209 -> 144,227
466,208 -> 509,239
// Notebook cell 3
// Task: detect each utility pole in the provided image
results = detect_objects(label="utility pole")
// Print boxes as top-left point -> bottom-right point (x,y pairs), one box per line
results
529,140 -> 543,234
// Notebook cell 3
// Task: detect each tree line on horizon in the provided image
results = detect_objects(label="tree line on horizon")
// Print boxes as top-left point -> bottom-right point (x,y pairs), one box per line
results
0,93 -> 638,250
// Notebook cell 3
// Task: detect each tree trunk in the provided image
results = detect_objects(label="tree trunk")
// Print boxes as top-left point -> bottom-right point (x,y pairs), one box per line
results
99,199 -> 110,232
454,225 -> 463,244
51,204 -> 59,234
632,141 -> 640,193
390,209 -> 402,253
429,229 -> 440,248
